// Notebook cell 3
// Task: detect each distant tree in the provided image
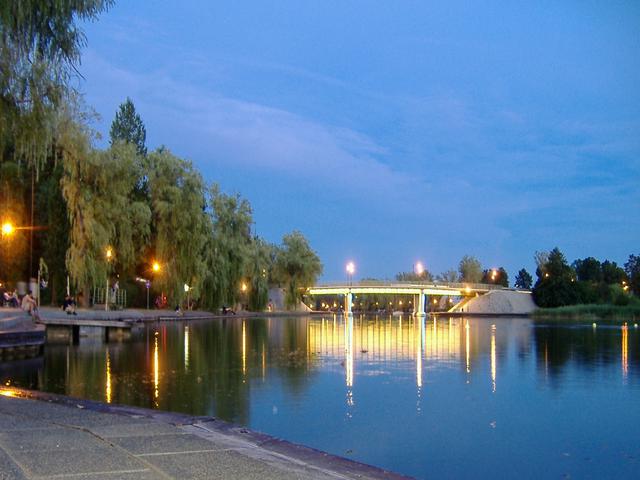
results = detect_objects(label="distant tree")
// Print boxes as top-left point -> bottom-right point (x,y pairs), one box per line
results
482,267 -> 509,287
534,251 -> 550,277
273,231 -> 323,309
572,257 -> 602,283
395,270 -> 433,282
624,254 -> 640,296
532,247 -> 578,307
514,268 -> 533,289
201,184 -> 253,309
110,98 -> 147,156
458,255 -> 482,283
244,237 -> 274,311
437,269 -> 459,283
601,260 -> 626,285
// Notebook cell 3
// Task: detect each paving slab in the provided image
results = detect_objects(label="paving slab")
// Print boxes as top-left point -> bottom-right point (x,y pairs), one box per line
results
110,433 -> 224,456
143,449 -> 304,480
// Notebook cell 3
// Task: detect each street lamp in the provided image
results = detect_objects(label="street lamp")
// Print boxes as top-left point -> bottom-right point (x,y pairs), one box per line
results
105,247 -> 114,311
346,261 -> 355,286
415,261 -> 424,278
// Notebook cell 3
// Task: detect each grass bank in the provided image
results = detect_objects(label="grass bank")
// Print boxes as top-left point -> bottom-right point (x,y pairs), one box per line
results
532,303 -> 640,323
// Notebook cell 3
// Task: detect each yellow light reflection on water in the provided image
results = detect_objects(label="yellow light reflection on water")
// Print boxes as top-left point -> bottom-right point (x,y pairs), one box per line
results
622,323 -> 628,379
491,325 -> 496,393
345,317 -> 354,388
242,320 -> 247,377
184,325 -> 190,371
416,318 -> 423,388
465,319 -> 471,374
153,333 -> 159,402
105,350 -> 112,404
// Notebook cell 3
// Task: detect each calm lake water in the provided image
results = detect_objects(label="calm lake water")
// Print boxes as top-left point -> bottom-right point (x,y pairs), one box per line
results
2,315 -> 639,479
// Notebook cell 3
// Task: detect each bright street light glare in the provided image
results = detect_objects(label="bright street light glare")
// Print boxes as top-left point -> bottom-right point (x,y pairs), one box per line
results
346,261 -> 355,275
415,261 -> 424,275
152,262 -> 161,272
1,222 -> 14,236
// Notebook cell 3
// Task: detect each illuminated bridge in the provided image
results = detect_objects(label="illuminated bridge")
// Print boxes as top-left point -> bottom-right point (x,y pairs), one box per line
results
307,281 -> 506,316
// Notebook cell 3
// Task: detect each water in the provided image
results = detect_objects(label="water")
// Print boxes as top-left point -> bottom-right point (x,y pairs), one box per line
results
2,315 -> 639,479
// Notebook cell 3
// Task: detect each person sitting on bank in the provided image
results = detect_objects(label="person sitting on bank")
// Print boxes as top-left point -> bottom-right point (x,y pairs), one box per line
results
3,290 -> 19,308
21,290 -> 38,317
62,295 -> 78,315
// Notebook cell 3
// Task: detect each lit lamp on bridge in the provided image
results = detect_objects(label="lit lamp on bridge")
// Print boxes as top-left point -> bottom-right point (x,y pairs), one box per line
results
415,261 -> 425,278
105,247 -> 114,312
346,261 -> 355,286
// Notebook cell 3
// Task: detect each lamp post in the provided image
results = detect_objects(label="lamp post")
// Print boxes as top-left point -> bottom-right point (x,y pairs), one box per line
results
346,262 -> 355,287
151,261 -> 161,308
105,247 -> 113,311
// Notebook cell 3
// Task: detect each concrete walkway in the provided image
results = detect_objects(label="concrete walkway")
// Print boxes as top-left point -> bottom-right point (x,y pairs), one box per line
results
0,389 -> 410,480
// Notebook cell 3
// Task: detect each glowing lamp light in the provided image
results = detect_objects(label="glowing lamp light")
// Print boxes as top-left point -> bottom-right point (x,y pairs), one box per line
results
415,261 -> 424,276
152,262 -> 161,273
1,222 -> 14,236
241,282 -> 247,292
105,247 -> 113,260
184,284 -> 190,292
346,261 -> 355,275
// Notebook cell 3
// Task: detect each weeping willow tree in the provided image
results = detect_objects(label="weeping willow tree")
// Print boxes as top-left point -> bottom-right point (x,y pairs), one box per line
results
200,184 -> 253,310
273,231 -> 323,309
0,0 -> 114,172
60,108 -> 151,304
147,148 -> 208,305
244,237 -> 274,311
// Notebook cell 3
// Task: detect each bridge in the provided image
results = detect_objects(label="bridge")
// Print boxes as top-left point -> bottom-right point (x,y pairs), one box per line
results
307,281 -> 507,316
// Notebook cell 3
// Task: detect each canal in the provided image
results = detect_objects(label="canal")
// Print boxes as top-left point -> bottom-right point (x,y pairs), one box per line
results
1,315 -> 638,479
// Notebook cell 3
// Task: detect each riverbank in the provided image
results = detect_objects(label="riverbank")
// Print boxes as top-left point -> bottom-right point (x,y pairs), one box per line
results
0,386 -> 410,480
532,303 -> 640,323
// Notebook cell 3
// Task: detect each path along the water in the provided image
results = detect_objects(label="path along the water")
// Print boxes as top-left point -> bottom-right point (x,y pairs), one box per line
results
0,388 -> 409,480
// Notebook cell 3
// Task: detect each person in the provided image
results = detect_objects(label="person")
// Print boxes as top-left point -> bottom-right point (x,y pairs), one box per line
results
62,295 -> 78,315
21,290 -> 38,317
174,304 -> 183,316
6,290 -> 19,308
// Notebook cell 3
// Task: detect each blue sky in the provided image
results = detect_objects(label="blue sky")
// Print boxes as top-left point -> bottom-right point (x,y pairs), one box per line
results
78,1 -> 640,281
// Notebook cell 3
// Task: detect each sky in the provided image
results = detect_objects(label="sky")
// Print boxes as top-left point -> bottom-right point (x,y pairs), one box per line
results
78,0 -> 640,282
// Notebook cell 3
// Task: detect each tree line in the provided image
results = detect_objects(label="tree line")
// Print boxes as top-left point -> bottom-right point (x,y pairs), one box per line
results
0,1 -> 322,310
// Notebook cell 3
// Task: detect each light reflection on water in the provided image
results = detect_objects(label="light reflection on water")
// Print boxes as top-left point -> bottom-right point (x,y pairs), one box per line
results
1,315 -> 639,479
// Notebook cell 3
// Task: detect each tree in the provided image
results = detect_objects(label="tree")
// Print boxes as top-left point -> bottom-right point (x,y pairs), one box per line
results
532,247 -> 578,307
534,251 -> 549,277
244,238 -> 274,311
201,184 -> 253,310
437,269 -> 459,283
482,267 -> 509,287
458,255 -> 482,283
273,231 -> 323,309
601,260 -> 626,285
148,149 -> 207,305
62,136 -> 152,304
572,257 -> 602,283
624,254 -> 640,296
514,268 -> 533,289
395,270 -> 433,282
1,0 -> 113,171
110,98 -> 147,156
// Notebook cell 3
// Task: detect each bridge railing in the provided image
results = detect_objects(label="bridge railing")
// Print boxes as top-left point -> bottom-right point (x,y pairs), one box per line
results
311,280 -> 508,291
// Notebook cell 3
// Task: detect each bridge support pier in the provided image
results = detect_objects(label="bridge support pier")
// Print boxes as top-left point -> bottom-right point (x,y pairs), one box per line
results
417,290 -> 426,317
345,291 -> 353,316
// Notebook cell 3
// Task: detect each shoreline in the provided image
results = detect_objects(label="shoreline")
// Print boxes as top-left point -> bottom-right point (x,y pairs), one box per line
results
0,386 -> 412,480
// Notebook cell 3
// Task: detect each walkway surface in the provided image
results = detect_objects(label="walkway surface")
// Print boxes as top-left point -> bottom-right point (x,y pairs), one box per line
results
0,389 -> 410,480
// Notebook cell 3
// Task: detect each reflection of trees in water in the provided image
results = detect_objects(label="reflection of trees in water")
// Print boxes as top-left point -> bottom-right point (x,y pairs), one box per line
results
534,325 -> 639,383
